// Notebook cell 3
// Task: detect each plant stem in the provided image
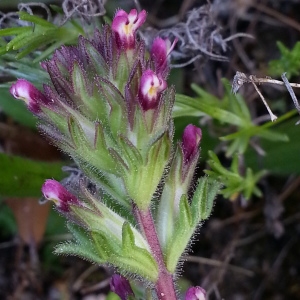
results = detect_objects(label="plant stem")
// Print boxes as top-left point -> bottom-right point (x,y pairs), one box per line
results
134,206 -> 177,300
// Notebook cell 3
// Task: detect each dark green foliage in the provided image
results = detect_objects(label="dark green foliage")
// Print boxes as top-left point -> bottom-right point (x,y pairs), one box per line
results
0,153 -> 64,197
269,41 -> 300,79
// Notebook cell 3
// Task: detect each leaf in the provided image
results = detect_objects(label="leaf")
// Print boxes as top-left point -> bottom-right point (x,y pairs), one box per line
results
18,11 -> 56,28
174,94 -> 246,126
0,153 -> 64,197
205,151 -> 265,200
0,26 -> 32,36
55,241 -> 104,264
191,176 -> 221,222
269,41 -> 300,79
165,195 -> 194,273
0,88 -> 36,128
245,117 -> 300,175
0,12 -> 83,61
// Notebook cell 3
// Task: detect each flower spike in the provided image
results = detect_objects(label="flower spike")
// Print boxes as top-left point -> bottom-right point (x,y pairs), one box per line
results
10,79 -> 49,114
112,9 -> 147,49
42,179 -> 81,212
138,69 -> 167,110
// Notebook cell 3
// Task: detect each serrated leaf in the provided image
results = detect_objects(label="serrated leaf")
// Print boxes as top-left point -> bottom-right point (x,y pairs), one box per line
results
91,230 -> 120,260
165,195 -> 194,273
112,247 -> 158,282
55,241 -> 104,264
191,177 -> 221,223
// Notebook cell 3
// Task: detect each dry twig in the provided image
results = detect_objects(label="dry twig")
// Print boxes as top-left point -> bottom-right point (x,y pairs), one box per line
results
232,71 -> 300,122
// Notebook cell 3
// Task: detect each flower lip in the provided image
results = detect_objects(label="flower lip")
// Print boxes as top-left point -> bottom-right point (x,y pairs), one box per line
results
182,124 -> 202,162
138,69 -> 167,111
112,9 -> 147,49
42,179 -> 81,212
10,79 -> 49,114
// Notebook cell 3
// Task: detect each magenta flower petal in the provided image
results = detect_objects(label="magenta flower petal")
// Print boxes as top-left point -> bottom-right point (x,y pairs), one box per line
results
151,37 -> 177,75
10,79 -> 48,113
182,125 -> 202,162
138,69 -> 167,110
112,9 -> 146,49
110,274 -> 134,300
42,179 -> 81,212
185,286 -> 206,300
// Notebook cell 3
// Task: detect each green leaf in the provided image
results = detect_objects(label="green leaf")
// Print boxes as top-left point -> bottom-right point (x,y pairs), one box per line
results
0,26 -> 32,36
174,94 -> 246,126
122,222 -> 136,249
0,88 -> 36,128
191,177 -> 221,222
109,222 -> 158,282
18,11 -> 56,28
0,46 -> 7,55
55,241 -> 104,264
205,151 -> 265,200
165,195 -> 194,273
269,41 -> 300,79
0,153 -> 64,197
245,117 -> 300,175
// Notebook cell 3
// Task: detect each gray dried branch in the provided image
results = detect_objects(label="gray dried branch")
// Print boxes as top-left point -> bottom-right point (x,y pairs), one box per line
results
232,71 -> 300,122
62,0 -> 106,24
141,4 -> 253,68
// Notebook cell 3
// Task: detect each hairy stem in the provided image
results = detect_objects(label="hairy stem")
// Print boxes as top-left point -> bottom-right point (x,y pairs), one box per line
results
134,206 -> 177,300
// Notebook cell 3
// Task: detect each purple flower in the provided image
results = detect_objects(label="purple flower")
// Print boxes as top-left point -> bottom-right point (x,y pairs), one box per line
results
42,179 -> 81,212
185,286 -> 206,300
112,9 -> 147,49
151,37 -> 177,76
110,274 -> 134,300
182,125 -> 202,162
138,69 -> 167,110
10,79 -> 49,113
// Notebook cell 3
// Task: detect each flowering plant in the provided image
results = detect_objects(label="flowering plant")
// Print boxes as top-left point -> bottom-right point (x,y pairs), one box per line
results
10,9 -> 220,300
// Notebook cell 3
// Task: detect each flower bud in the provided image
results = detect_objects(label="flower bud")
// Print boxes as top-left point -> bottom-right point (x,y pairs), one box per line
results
182,125 -> 202,162
10,79 -> 49,114
42,179 -> 81,212
138,69 -> 167,110
110,274 -> 134,300
112,9 -> 147,49
185,286 -> 206,300
151,37 -> 177,76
